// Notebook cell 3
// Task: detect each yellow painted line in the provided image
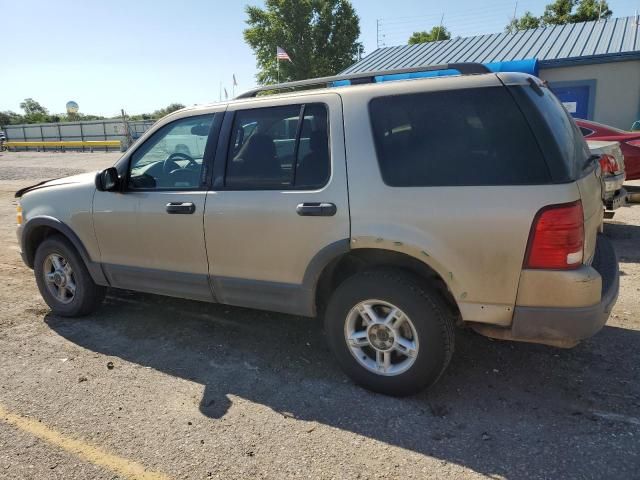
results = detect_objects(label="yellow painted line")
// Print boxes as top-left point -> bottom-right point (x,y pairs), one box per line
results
5,140 -> 120,148
0,404 -> 170,480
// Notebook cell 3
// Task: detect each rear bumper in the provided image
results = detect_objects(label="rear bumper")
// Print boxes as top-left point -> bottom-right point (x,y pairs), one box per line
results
472,234 -> 619,348
603,173 -> 625,196
605,187 -> 627,211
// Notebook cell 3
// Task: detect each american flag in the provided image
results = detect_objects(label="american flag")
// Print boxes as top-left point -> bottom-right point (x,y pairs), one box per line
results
276,46 -> 292,62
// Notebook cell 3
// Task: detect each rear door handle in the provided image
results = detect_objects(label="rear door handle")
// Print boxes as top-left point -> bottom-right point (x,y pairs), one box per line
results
166,202 -> 196,214
296,202 -> 337,216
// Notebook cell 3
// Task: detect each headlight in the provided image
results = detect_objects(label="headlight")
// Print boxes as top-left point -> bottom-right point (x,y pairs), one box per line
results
16,204 -> 22,225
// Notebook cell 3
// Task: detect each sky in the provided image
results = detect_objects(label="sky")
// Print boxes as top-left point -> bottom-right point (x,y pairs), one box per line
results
2,0 -> 639,117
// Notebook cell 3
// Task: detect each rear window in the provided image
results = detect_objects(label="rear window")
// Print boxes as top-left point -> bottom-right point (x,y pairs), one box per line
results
508,84 -> 591,182
369,87 -> 550,187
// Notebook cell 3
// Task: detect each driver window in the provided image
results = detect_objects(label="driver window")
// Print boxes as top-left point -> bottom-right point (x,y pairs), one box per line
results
128,114 -> 214,190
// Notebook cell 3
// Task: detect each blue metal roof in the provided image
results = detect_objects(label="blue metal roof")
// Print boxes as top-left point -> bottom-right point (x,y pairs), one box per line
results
342,16 -> 640,74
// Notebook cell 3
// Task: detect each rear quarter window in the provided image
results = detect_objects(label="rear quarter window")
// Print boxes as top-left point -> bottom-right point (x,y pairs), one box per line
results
368,87 -> 551,187
507,83 -> 591,182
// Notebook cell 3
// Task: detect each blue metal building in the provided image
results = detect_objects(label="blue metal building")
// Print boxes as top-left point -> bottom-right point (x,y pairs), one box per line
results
343,16 -> 640,129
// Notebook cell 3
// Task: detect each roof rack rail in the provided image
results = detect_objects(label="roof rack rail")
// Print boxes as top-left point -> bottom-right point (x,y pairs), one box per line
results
236,63 -> 491,99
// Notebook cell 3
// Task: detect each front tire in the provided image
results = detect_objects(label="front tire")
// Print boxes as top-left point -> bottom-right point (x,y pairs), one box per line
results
324,269 -> 455,396
34,235 -> 106,317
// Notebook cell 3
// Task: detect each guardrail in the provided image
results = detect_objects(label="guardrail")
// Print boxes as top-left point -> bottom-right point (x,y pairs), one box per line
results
5,140 -> 122,152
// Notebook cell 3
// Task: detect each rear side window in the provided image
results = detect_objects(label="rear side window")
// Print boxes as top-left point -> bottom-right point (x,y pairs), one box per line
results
369,87 -> 550,187
225,103 -> 329,190
508,84 -> 591,182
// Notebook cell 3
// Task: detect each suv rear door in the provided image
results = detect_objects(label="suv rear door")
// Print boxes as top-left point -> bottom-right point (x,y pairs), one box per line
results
204,93 -> 349,316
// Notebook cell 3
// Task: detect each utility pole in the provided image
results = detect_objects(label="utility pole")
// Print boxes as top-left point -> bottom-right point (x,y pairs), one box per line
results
512,1 -> 519,29
436,14 -> 444,42
376,19 -> 379,48
598,0 -> 603,21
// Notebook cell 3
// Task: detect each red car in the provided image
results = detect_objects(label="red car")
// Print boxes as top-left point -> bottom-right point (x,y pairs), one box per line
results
576,119 -> 640,180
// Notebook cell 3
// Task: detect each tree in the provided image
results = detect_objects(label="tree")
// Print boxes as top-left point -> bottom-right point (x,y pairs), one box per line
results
505,11 -> 541,33
541,0 -> 575,25
505,0 -> 612,32
244,0 -> 362,85
19,98 -> 50,123
19,98 -> 48,116
408,26 -> 451,44
572,0 -> 612,22
0,111 -> 25,127
152,103 -> 185,118
542,0 -> 611,25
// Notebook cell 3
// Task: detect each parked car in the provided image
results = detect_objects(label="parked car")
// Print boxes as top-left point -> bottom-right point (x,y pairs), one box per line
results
586,140 -> 626,217
576,119 -> 640,180
15,66 -> 619,396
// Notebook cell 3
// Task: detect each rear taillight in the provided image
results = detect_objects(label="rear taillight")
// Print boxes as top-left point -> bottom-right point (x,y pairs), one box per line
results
598,154 -> 618,173
525,201 -> 584,270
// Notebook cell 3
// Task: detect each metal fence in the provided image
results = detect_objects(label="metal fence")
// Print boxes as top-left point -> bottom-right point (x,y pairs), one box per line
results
3,119 -> 155,151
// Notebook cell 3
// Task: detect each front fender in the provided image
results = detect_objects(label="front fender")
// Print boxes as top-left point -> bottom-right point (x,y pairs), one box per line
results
20,216 -> 109,286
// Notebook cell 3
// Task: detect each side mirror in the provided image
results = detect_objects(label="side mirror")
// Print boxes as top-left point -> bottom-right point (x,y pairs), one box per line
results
95,167 -> 119,191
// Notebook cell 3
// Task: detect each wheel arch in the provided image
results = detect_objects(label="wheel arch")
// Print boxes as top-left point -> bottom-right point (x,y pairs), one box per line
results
312,246 -> 460,318
21,216 -> 109,286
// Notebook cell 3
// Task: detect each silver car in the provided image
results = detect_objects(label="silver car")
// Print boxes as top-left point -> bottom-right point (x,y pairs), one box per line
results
16,65 -> 619,395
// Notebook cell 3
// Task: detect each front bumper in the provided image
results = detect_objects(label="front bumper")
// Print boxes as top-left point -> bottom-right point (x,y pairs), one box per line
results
472,234 -> 619,348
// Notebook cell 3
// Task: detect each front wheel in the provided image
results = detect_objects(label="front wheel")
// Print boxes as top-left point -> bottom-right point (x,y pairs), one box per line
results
324,269 -> 455,396
34,235 -> 106,317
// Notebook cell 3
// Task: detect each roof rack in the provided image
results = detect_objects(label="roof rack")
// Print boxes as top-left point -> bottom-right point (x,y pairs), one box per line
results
236,63 -> 491,99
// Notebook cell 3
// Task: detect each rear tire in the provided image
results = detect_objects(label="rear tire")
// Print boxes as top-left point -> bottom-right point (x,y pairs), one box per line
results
34,235 -> 106,317
324,269 -> 455,396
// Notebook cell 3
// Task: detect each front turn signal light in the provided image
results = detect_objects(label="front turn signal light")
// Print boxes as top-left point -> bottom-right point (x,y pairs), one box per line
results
16,204 -> 22,225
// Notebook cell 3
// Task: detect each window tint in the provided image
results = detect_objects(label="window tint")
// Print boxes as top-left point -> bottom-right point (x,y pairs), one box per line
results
129,115 -> 214,190
508,84 -> 591,182
225,104 -> 329,189
369,87 -> 550,187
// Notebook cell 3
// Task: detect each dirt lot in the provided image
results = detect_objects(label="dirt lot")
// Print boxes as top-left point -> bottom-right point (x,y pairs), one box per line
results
1,151 -> 639,479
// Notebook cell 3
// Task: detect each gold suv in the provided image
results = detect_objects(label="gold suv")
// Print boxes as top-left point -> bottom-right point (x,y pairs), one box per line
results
16,64 -> 619,395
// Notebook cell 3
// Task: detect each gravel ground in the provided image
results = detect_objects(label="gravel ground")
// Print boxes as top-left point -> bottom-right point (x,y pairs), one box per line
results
1,151 -> 639,479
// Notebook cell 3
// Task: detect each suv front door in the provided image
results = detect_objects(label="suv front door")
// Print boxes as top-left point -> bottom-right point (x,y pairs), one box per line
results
204,93 -> 349,316
93,112 -> 222,301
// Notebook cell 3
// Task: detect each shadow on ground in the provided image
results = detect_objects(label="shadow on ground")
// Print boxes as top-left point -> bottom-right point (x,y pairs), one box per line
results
46,288 -> 640,478
605,220 -> 640,263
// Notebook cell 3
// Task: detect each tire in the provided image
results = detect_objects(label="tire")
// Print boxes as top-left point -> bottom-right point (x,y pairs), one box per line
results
34,235 -> 106,317
324,269 -> 455,396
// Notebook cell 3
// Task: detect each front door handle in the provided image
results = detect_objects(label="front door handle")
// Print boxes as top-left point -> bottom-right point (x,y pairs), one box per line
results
166,202 -> 196,214
296,202 -> 337,217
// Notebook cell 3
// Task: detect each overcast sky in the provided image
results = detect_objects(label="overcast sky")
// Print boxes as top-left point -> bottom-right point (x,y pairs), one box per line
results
2,0 -> 638,116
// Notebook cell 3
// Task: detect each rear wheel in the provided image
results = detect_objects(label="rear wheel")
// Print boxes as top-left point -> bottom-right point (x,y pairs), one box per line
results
324,269 -> 455,396
34,235 -> 106,316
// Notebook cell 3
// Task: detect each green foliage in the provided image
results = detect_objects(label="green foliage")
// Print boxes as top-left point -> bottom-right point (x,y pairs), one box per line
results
0,110 -> 25,128
572,0 -> 612,22
408,26 -> 451,44
244,0 -> 362,85
0,99 -> 184,127
505,0 -> 612,32
505,11 -> 541,33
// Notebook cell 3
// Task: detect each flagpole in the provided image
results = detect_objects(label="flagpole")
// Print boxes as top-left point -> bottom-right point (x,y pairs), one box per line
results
277,56 -> 280,84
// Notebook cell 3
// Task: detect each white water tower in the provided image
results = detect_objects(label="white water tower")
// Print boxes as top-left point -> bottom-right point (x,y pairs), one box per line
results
66,101 -> 79,114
